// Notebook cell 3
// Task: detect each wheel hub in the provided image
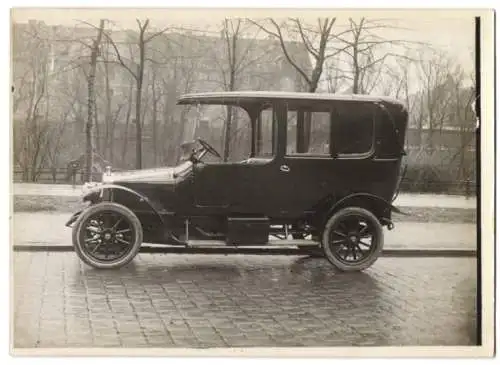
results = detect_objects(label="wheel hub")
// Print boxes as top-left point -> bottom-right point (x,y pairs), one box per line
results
348,233 -> 359,244
101,229 -> 114,243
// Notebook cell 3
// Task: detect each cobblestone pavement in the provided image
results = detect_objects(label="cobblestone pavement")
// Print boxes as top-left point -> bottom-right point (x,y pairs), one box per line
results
13,253 -> 477,349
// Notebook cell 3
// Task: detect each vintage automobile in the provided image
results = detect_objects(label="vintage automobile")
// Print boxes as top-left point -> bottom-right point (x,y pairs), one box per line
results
66,91 -> 408,272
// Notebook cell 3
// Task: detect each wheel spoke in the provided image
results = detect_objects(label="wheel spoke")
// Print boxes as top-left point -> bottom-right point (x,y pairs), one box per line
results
84,237 -> 99,243
111,217 -> 124,231
360,236 -> 372,244
338,221 -> 348,232
354,244 -> 365,257
116,228 -> 131,234
91,242 -> 103,254
333,230 -> 346,238
358,240 -> 371,247
86,226 -> 100,233
359,224 -> 369,236
334,244 -> 345,253
352,246 -> 357,260
115,237 -> 131,245
331,239 -> 345,245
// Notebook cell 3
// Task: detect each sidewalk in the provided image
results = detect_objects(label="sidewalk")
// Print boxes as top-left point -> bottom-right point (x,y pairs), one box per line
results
12,183 -> 477,209
12,212 -> 477,256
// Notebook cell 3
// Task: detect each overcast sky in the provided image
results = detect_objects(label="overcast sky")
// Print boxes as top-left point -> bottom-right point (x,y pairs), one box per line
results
12,8 -> 477,91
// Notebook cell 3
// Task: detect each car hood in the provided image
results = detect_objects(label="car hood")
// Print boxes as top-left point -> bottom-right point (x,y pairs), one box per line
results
102,161 -> 192,184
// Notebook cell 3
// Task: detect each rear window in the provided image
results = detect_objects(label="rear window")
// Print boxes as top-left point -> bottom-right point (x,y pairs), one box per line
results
334,105 -> 374,155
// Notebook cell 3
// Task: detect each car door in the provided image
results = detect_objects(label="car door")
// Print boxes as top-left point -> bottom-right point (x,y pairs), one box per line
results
192,163 -> 239,211
269,106 -> 337,217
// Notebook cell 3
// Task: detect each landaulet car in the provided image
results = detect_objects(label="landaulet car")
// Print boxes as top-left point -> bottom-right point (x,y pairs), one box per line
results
66,91 -> 409,271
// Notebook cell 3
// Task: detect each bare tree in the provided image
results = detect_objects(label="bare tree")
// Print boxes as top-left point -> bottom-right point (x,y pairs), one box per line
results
249,17 -> 341,92
120,78 -> 135,168
103,19 -> 169,169
248,17 -> 341,151
413,48 -> 457,147
12,22 -> 51,181
332,18 -> 417,95
163,52 -> 201,164
212,19 -> 272,161
12,21 -> 87,181
81,19 -> 106,181
94,40 -> 128,165
401,47 -> 476,193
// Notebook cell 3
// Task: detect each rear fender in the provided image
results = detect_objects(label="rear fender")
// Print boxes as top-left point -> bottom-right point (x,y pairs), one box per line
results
323,193 -> 408,229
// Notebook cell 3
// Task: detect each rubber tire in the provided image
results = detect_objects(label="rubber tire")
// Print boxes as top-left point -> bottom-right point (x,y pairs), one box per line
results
72,202 -> 143,269
322,207 -> 383,272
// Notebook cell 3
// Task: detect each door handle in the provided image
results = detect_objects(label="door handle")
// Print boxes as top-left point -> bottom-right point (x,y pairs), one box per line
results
280,165 -> 290,172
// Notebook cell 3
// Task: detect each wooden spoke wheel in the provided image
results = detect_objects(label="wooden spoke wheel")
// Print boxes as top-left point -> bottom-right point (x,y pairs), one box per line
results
72,202 -> 143,269
322,207 -> 383,271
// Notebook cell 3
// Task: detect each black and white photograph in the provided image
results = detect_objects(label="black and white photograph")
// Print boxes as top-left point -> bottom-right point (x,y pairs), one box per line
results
8,6 -> 495,358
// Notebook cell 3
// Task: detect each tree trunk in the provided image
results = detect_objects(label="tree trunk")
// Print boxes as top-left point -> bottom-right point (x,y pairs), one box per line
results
151,81 -> 158,166
85,19 -> 105,182
94,101 -> 100,153
85,71 -> 95,182
134,36 -> 146,170
134,82 -> 143,169
121,82 -> 133,168
104,60 -> 112,161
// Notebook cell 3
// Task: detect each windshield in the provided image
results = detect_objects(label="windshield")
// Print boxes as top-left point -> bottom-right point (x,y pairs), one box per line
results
178,103 -> 274,163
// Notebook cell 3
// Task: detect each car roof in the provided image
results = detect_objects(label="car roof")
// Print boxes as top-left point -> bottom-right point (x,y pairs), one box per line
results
177,91 -> 404,106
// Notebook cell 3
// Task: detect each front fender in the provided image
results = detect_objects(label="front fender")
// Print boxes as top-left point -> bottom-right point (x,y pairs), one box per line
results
75,183 -> 166,226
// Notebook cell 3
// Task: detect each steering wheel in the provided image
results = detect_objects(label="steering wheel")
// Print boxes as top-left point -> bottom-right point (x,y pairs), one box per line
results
197,138 -> 222,159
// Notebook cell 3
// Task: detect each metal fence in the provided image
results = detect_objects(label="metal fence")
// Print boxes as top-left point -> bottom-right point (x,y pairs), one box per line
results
12,168 -> 104,185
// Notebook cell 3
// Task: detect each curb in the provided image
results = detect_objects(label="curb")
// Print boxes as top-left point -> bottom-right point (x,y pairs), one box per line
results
12,245 -> 477,257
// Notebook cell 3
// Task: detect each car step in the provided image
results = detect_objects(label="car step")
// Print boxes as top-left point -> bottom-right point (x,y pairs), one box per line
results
185,240 -> 319,248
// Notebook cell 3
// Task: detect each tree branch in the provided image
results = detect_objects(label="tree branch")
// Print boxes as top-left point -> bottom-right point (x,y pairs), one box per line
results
247,18 -> 312,86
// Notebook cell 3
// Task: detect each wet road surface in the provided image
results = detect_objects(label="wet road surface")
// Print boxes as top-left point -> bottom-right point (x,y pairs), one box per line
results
13,253 -> 477,348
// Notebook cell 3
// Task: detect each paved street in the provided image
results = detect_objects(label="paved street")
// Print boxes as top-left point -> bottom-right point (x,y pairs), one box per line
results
13,253 -> 477,348
12,212 -> 477,250
12,183 -> 477,209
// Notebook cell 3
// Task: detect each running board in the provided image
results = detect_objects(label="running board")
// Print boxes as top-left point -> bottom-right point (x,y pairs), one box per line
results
186,239 -> 319,248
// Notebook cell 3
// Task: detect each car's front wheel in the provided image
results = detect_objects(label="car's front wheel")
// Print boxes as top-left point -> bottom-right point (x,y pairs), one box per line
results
322,207 -> 383,271
72,202 -> 143,269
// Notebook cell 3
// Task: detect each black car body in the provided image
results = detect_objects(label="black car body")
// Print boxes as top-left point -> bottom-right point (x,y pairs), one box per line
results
67,91 -> 408,271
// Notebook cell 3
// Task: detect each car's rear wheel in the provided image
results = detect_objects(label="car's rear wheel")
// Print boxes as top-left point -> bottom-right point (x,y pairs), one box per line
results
72,202 -> 143,269
322,207 -> 383,271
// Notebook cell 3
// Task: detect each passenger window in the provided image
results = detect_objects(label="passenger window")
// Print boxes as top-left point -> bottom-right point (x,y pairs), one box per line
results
334,107 -> 374,155
257,108 -> 275,157
286,110 -> 330,155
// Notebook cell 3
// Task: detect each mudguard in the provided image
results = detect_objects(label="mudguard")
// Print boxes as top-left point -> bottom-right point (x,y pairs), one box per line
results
323,192 -> 409,229
65,183 -> 166,227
